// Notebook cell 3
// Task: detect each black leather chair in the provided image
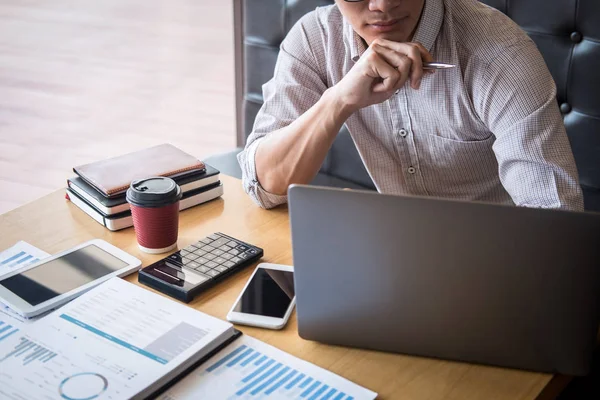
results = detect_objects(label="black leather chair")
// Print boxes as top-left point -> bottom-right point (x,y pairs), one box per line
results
206,0 -> 600,211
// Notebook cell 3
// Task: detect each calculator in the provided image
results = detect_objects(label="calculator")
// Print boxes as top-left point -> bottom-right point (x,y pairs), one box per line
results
138,232 -> 264,302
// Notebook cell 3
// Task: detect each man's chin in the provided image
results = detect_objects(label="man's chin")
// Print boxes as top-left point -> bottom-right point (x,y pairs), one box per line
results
365,31 -> 410,45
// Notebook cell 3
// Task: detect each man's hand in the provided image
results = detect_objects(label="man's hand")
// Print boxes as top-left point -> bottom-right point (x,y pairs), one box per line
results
331,39 -> 434,113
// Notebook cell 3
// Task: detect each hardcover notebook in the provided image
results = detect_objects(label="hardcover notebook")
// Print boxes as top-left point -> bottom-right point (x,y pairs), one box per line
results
66,182 -> 224,231
0,278 -> 376,400
73,144 -> 205,198
67,164 -> 221,215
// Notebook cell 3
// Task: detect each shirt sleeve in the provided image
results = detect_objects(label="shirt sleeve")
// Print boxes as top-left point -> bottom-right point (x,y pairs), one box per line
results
473,41 -> 584,211
237,11 -> 329,209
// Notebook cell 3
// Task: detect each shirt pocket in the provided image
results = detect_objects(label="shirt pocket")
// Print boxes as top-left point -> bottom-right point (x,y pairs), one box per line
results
418,134 -> 501,199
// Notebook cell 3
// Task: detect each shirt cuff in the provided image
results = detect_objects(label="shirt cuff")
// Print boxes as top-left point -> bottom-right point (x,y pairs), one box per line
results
238,139 -> 288,209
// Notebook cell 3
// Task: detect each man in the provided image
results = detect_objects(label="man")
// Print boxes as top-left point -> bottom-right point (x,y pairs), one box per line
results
238,0 -> 584,211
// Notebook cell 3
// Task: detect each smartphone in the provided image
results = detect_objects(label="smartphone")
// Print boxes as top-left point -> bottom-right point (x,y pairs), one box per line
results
227,263 -> 295,330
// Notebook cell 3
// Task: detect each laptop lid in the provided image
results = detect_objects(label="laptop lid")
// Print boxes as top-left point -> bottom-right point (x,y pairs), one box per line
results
288,185 -> 600,375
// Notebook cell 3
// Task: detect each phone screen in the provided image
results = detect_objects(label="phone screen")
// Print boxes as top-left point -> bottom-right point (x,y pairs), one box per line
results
0,245 -> 128,306
233,268 -> 295,318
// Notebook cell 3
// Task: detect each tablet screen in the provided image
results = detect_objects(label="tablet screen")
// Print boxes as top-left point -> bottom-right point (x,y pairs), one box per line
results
0,245 -> 128,306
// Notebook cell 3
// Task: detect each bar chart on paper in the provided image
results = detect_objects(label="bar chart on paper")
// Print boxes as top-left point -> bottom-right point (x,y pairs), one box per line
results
0,241 -> 50,278
0,337 -> 56,366
0,318 -> 19,343
159,336 -> 377,400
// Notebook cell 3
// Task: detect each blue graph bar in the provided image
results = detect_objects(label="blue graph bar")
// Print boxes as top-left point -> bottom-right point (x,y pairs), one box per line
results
43,354 -> 56,363
299,377 -> 314,389
0,325 -> 11,335
24,348 -> 46,365
0,328 -> 16,342
23,346 -> 43,362
236,362 -> 282,395
347,397 -> 354,400
254,355 -> 267,365
242,359 -> 274,383
206,345 -> 248,372
301,381 -> 321,398
1,251 -> 25,265
0,321 -> 4,326
266,369 -> 297,394
226,347 -> 254,367
240,351 -> 260,366
14,342 -> 36,357
8,255 -> 33,268
309,384 -> 330,400
333,393 -> 346,400
251,366 -> 290,395
286,373 -> 306,390
322,388 -> 338,400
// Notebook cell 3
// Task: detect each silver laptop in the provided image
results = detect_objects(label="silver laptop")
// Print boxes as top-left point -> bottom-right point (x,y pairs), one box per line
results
288,185 -> 600,375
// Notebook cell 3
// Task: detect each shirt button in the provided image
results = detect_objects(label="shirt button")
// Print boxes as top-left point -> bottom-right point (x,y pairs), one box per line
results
399,129 -> 408,137
407,166 -> 416,174
394,89 -> 400,95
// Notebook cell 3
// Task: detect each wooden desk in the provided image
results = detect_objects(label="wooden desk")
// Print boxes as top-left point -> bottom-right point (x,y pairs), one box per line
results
0,175 -> 558,399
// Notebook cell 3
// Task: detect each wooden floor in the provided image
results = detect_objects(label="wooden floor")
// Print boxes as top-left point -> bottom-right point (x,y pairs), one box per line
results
0,0 -> 236,215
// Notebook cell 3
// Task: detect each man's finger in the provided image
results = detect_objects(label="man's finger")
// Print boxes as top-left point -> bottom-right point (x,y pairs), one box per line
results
371,40 -> 430,89
364,52 -> 402,93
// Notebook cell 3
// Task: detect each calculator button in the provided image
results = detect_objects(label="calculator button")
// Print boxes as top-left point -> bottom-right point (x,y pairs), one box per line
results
212,238 -> 230,247
246,249 -> 259,255
182,257 -> 194,264
185,253 -> 199,260
212,249 -> 224,256
205,261 -> 218,269
206,269 -> 220,277
236,245 -> 248,251
227,240 -> 239,248
231,256 -> 242,263
215,265 -> 228,273
180,249 -> 190,256
169,254 -> 183,263
223,261 -> 235,268
201,245 -> 215,252
196,257 -> 209,265
221,245 -> 232,252
200,238 -> 213,245
208,234 -> 220,240
183,245 -> 198,253
203,254 -> 216,260
195,266 -> 211,274
192,249 -> 206,257
213,257 -> 226,264
221,253 -> 233,260
186,261 -> 201,269
228,249 -> 241,256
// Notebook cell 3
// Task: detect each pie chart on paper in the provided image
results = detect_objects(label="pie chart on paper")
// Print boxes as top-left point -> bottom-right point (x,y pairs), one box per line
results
58,372 -> 108,400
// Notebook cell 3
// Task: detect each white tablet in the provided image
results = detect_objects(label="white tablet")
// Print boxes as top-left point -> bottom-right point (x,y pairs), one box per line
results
0,239 -> 141,318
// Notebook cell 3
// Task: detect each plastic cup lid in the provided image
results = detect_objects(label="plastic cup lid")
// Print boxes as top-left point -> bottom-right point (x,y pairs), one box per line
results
126,177 -> 182,208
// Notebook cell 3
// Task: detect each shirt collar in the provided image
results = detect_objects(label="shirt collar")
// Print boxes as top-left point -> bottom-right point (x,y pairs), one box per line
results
345,0 -> 445,62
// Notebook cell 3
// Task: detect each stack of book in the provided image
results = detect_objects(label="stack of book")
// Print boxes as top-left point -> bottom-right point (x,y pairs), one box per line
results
65,144 -> 224,231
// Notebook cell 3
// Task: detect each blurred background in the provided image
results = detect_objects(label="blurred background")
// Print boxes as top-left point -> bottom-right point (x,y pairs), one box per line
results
0,0 -> 235,214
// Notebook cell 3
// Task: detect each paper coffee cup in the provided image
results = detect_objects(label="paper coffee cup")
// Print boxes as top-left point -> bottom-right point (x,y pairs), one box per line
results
126,177 -> 182,254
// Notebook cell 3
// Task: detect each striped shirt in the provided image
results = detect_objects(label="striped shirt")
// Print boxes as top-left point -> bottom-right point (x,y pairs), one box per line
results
238,0 -> 584,211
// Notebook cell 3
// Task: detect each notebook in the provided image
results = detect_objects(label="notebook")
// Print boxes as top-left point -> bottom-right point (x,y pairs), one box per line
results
67,164 -> 221,215
66,182 -> 224,231
0,278 -> 376,400
73,144 -> 205,198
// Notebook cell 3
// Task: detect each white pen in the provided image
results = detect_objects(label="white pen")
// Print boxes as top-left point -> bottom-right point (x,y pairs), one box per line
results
423,62 -> 456,70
